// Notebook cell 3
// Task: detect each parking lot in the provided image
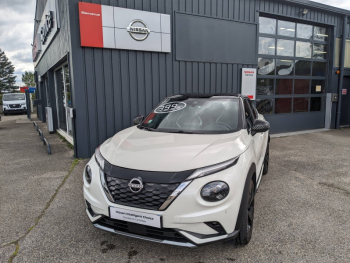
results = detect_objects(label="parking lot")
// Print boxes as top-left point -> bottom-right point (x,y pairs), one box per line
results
1,114 -> 350,263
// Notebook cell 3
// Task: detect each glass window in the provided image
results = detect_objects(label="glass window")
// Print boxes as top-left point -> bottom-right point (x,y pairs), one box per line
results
278,20 -> 296,37
294,79 -> 310,94
310,97 -> 322,111
277,39 -> 294,56
311,80 -> 325,94
314,27 -> 328,41
276,79 -> 293,95
275,98 -> 292,114
276,59 -> 294,75
313,44 -> 327,59
256,99 -> 273,115
295,60 -> 311,76
312,62 -> 327,77
257,78 -> 274,95
259,17 -> 276,34
258,58 -> 275,75
296,41 -> 312,58
297,24 -> 313,39
259,37 -> 275,55
294,97 -> 309,112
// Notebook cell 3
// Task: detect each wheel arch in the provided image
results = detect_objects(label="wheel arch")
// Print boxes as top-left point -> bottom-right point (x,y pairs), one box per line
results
234,162 -> 256,231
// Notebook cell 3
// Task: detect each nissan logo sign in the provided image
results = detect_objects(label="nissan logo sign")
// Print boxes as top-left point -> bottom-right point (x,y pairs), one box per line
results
128,177 -> 144,193
126,19 -> 150,41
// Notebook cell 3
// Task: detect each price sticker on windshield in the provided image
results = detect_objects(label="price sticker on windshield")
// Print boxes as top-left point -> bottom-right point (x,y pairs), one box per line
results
154,102 -> 186,114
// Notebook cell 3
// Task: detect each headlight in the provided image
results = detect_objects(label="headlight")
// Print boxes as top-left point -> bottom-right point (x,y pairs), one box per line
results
21,102 -> 26,106
85,165 -> 92,184
95,146 -> 105,169
186,157 -> 239,180
201,181 -> 230,202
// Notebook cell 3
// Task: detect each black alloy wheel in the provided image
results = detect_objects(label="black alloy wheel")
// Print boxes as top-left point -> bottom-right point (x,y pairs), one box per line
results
262,143 -> 269,175
236,179 -> 255,246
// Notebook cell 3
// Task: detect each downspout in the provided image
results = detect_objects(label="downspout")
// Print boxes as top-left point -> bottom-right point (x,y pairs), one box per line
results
336,15 -> 348,129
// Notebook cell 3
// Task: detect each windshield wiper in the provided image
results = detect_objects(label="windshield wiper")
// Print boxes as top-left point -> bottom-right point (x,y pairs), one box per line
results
138,125 -> 157,132
168,130 -> 196,134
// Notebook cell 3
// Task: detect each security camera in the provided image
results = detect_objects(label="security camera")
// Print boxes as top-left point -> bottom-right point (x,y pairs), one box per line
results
302,9 -> 309,15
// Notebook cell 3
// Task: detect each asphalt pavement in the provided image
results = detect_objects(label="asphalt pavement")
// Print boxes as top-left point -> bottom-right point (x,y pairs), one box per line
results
1,113 -> 350,262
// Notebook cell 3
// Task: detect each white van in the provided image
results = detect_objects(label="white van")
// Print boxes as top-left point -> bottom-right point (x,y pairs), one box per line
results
2,93 -> 27,115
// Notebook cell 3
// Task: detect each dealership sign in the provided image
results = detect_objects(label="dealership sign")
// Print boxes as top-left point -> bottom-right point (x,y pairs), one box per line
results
32,0 -> 60,66
241,68 -> 257,100
78,3 -> 171,53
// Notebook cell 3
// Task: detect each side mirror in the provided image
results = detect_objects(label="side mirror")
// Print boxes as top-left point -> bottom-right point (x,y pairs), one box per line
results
251,119 -> 270,136
133,115 -> 144,125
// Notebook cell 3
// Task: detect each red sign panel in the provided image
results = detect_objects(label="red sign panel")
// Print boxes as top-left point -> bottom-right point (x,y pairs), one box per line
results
342,89 -> 347,95
78,2 -> 103,48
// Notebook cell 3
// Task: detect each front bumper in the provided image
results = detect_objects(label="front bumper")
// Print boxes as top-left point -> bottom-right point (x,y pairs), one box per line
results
3,107 -> 26,113
83,155 -> 248,246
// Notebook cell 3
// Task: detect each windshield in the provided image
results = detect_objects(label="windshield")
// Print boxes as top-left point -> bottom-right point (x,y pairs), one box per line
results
3,94 -> 25,101
140,96 -> 242,134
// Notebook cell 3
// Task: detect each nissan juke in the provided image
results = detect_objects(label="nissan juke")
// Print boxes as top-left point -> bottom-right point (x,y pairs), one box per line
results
83,93 -> 270,247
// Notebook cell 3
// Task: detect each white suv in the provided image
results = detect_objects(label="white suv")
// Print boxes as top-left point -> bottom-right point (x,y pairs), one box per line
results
2,93 -> 27,115
83,94 -> 270,247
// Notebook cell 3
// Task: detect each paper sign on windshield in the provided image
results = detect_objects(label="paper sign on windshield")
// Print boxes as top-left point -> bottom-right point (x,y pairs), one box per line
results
154,102 -> 186,113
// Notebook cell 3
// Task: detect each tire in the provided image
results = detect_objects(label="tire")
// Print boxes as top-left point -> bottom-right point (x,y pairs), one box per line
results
236,179 -> 255,246
262,143 -> 269,175
4,113 -> 7,116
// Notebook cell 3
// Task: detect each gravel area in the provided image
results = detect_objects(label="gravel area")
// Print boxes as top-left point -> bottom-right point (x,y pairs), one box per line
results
1,113 -> 350,262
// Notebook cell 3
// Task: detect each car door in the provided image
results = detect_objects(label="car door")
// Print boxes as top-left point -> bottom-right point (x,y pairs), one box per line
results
243,99 -> 264,170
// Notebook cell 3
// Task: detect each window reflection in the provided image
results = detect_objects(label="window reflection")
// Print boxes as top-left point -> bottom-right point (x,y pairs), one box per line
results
296,41 -> 312,58
258,58 -> 275,75
313,44 -> 327,59
314,27 -> 328,41
297,24 -> 313,39
310,97 -> 322,111
277,39 -> 294,56
276,59 -> 294,75
312,62 -> 327,76
294,79 -> 310,94
275,98 -> 292,114
259,17 -> 276,34
259,37 -> 275,55
257,79 -> 274,95
294,97 -> 309,112
256,99 -> 273,114
276,79 -> 293,95
295,60 -> 311,76
278,20 -> 295,37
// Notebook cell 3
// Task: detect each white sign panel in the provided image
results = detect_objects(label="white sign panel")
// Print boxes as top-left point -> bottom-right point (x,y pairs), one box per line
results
241,68 -> 257,100
33,0 -> 60,66
110,207 -> 161,228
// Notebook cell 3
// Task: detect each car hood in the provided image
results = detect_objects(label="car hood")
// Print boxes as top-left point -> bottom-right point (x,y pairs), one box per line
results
3,100 -> 25,104
100,127 -> 250,172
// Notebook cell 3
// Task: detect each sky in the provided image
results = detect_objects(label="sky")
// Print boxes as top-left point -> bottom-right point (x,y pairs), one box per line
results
0,0 -> 349,86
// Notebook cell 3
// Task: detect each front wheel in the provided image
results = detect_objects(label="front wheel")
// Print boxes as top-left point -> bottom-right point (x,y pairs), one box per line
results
236,179 -> 255,246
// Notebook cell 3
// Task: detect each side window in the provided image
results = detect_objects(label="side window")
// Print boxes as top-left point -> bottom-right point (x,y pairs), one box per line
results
248,100 -> 258,119
243,100 -> 254,129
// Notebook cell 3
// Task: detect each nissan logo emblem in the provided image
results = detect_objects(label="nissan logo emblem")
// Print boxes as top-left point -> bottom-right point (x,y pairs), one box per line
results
128,177 -> 144,193
126,19 -> 150,41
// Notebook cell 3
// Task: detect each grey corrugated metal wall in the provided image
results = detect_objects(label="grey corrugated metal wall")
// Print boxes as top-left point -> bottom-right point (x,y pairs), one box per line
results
66,0 -> 349,158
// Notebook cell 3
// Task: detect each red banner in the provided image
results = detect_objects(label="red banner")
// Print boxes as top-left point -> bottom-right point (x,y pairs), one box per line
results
79,2 -> 103,48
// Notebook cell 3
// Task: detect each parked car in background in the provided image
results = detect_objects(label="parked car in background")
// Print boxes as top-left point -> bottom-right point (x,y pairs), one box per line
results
2,93 -> 27,115
83,93 -> 270,247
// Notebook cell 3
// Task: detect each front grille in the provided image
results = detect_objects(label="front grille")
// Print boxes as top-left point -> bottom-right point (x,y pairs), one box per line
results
9,104 -> 20,108
97,217 -> 188,243
106,175 -> 179,210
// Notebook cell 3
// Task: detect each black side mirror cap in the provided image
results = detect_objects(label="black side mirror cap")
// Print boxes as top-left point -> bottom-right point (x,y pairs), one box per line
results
133,115 -> 144,125
251,119 -> 270,136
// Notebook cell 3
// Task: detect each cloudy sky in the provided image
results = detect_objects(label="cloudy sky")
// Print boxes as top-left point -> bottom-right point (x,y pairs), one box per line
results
0,0 -> 349,86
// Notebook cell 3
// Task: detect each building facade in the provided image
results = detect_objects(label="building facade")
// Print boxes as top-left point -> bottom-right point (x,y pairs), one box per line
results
33,0 -> 350,158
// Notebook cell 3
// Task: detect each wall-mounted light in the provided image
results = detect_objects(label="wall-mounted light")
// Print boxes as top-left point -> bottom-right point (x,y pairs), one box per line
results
302,9 -> 309,16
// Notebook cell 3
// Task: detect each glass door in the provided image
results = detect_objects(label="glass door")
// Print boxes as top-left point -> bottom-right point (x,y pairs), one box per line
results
54,63 -> 73,138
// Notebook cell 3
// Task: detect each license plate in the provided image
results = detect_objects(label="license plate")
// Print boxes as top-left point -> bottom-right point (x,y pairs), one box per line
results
109,207 -> 161,228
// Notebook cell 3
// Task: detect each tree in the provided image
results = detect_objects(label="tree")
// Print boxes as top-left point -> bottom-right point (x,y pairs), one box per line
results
22,71 -> 36,87
0,49 -> 16,92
